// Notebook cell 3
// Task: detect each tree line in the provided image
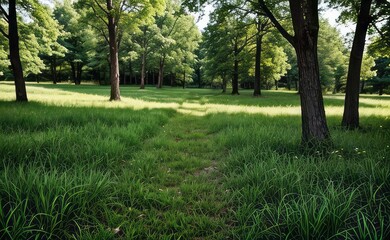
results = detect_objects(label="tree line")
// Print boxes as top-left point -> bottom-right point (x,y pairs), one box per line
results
1,0 -> 389,146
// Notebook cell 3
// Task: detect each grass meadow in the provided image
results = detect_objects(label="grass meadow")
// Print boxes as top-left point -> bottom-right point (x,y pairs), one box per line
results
0,82 -> 389,239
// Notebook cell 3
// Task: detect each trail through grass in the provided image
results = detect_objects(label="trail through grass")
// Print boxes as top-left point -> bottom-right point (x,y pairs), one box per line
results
1,82 -> 389,239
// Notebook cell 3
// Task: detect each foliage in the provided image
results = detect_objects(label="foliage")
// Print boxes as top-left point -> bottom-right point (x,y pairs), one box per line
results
317,19 -> 348,91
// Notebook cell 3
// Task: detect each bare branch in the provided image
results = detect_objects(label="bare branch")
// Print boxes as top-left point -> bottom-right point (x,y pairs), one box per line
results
258,0 -> 295,46
91,5 -> 109,27
94,0 -> 109,15
0,5 -> 9,20
0,26 -> 9,39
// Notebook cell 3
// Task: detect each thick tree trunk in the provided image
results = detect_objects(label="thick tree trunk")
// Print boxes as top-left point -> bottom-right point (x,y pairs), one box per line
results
9,0 -> 27,101
253,32 -> 263,96
140,53 -> 145,89
342,0 -> 372,129
295,44 -> 330,144
291,0 -> 330,145
107,0 -> 121,101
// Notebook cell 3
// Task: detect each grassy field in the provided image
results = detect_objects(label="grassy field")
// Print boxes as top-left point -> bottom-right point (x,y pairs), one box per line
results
1,82 -> 389,239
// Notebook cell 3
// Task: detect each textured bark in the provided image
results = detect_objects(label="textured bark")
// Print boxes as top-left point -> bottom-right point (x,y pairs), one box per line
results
286,0 -> 330,145
9,0 -> 27,101
296,44 -> 330,144
107,0 -> 121,101
342,0 -> 372,129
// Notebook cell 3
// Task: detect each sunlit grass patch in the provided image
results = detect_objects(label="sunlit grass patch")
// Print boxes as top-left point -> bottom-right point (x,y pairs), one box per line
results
2,82 -> 390,117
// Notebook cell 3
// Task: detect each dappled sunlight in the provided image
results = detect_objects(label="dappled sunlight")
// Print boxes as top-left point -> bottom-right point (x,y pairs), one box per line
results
1,82 -> 389,117
324,94 -> 390,108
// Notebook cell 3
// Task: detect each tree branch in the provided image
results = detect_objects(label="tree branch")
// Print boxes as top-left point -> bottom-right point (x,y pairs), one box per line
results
94,0 -> 108,14
91,5 -> 109,27
0,26 -> 9,39
258,0 -> 295,46
0,5 -> 9,21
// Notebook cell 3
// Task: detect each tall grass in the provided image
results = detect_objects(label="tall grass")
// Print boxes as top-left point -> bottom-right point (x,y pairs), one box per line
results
0,102 -> 173,238
0,84 -> 389,238
210,113 -> 390,239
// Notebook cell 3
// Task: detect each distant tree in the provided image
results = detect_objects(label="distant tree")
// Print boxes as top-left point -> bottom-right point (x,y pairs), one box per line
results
317,19 -> 348,92
203,20 -> 233,92
370,57 -> 390,95
359,53 -> 376,92
77,0 -> 165,100
54,0 -> 89,85
259,34 -> 290,90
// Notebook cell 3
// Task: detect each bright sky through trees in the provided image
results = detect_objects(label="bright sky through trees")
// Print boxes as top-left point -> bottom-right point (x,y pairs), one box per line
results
193,3 -> 353,36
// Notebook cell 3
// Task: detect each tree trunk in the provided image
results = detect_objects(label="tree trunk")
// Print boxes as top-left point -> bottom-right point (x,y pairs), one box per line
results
360,81 -> 365,93
76,62 -> 82,85
275,80 -> 278,90
342,0 -> 372,129
295,43 -> 330,144
9,0 -> 27,101
291,0 -> 330,145
107,0 -> 121,101
51,57 -> 57,84
379,84 -> 384,95
182,71 -> 186,89
253,31 -> 263,96
140,53 -> 145,89
157,59 -> 164,88
232,45 -> 240,95
222,75 -> 227,93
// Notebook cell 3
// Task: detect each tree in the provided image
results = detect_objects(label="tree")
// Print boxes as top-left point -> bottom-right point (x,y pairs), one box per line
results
0,0 -> 28,101
359,53 -> 376,92
203,21 -> 233,92
258,0 -> 330,145
152,0 -> 182,88
326,0 -> 389,128
370,57 -> 389,95
54,0 -> 89,85
259,34 -> 290,90
317,19 -> 348,92
77,0 -> 165,100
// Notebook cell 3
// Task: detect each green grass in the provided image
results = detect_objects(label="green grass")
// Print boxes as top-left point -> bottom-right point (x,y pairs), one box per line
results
0,83 -> 389,239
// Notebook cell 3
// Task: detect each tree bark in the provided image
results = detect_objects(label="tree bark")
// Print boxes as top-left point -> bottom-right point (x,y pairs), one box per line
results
253,27 -> 263,96
107,0 -> 121,101
342,0 -> 372,129
291,0 -> 330,144
9,0 -> 28,101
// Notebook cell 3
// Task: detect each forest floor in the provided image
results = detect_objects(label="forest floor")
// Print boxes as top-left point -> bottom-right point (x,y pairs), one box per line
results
1,82 -> 390,239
